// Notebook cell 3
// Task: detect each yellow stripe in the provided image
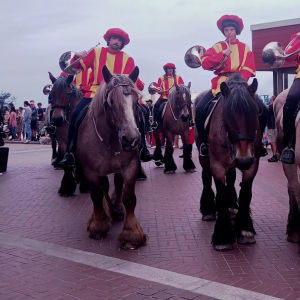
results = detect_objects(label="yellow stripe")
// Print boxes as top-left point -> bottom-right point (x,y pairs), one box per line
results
75,72 -> 82,89
169,77 -> 174,93
230,44 -> 239,72
242,66 -> 256,75
92,48 -> 101,85
213,76 -> 227,96
213,43 -> 223,53
106,52 -> 116,74
240,45 -> 249,71
121,53 -> 130,74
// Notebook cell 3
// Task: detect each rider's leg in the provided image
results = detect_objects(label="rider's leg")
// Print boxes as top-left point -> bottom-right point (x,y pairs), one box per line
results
138,108 -> 154,162
281,78 -> 300,164
58,97 -> 92,167
195,90 -> 214,157
151,98 -> 165,129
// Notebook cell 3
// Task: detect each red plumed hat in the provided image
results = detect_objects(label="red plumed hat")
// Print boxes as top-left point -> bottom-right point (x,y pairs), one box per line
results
103,28 -> 130,45
163,63 -> 176,70
217,15 -> 244,34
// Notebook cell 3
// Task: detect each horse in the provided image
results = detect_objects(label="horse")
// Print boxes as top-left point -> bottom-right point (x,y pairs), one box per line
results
153,83 -> 196,173
194,73 -> 261,251
273,89 -> 300,251
59,65 -> 147,250
47,72 -> 82,168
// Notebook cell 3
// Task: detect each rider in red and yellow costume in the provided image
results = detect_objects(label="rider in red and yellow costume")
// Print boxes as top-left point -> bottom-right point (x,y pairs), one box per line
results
59,28 -> 152,168
281,32 -> 300,164
195,15 -> 267,157
151,63 -> 184,129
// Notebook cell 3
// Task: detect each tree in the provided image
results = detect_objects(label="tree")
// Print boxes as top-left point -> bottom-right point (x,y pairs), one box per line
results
0,91 -> 17,109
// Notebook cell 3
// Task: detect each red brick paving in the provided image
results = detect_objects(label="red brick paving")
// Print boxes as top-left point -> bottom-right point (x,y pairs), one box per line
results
0,143 -> 300,299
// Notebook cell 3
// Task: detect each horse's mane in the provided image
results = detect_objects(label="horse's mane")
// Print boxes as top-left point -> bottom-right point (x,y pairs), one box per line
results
223,73 -> 257,129
89,74 -> 141,119
168,85 -> 190,104
52,76 -> 82,99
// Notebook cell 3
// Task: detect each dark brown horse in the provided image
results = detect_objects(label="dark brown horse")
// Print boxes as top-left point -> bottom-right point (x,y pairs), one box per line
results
47,73 -> 82,167
195,73 -> 261,251
59,66 -> 147,249
274,89 -> 300,252
153,83 -> 196,173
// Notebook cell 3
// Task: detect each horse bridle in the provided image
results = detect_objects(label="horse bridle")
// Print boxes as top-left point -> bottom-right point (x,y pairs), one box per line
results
169,86 -> 191,121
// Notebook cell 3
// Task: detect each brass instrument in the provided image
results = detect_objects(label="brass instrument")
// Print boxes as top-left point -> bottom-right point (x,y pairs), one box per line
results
184,45 -> 206,68
59,42 -> 100,75
184,38 -> 231,71
148,76 -> 175,95
262,35 -> 300,68
43,84 -> 52,95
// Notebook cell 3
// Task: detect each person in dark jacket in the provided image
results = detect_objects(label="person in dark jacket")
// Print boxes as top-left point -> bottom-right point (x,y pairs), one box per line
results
266,96 -> 278,162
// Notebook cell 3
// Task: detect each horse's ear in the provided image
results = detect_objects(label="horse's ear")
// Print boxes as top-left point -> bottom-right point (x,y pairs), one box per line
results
248,78 -> 258,95
175,81 -> 179,91
102,65 -> 113,83
187,82 -> 191,89
220,82 -> 230,98
129,66 -> 139,83
66,75 -> 74,85
49,72 -> 56,84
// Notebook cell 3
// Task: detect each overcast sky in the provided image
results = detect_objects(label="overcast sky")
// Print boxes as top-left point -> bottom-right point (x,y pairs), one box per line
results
1,0 -> 299,107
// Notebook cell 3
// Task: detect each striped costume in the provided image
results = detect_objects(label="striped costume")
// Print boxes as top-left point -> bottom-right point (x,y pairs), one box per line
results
72,47 -> 144,98
157,74 -> 184,99
285,32 -> 300,78
201,39 -> 256,96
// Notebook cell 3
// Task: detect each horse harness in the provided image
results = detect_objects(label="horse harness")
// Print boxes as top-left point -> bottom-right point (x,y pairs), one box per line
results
168,86 -> 191,121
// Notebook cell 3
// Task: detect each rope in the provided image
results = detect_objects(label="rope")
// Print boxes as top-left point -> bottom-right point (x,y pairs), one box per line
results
168,101 -> 179,121
92,117 -> 104,141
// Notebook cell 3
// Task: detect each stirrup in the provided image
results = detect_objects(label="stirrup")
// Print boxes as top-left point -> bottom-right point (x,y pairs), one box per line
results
151,121 -> 158,130
200,143 -> 209,158
58,152 -> 75,167
281,147 -> 295,164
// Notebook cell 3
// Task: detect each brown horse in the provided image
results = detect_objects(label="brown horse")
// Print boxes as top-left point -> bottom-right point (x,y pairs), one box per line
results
48,73 -> 82,167
59,66 -> 147,249
273,89 -> 300,251
153,83 -> 196,173
194,73 -> 261,251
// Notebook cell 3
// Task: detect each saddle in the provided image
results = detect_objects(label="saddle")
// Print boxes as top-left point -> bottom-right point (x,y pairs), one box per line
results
204,94 -> 221,130
75,104 -> 90,131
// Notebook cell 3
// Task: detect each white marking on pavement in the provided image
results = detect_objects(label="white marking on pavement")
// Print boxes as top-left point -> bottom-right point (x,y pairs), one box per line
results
0,232 -> 282,300
10,148 -> 52,154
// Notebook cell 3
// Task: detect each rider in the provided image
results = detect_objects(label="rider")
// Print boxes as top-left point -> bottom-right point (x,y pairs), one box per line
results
195,14 -> 268,157
151,63 -> 184,129
280,32 -> 300,164
58,28 -> 153,167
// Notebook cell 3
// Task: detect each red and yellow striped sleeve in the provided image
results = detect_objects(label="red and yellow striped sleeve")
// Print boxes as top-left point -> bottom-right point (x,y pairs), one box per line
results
285,32 -> 300,63
200,42 -> 225,71
176,75 -> 184,85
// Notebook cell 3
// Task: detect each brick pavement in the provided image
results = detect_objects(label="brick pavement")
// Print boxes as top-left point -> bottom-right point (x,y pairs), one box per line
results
0,143 -> 300,299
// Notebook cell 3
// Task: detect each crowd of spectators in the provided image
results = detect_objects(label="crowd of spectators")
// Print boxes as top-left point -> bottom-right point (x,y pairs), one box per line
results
0,101 -> 45,143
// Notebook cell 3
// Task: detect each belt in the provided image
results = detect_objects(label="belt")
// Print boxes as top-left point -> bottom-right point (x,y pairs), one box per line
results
219,72 -> 235,77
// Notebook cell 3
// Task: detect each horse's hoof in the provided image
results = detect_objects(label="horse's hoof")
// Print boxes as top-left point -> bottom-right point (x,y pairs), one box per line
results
89,231 -> 107,240
286,235 -> 299,244
185,168 -> 196,173
213,244 -> 234,251
202,214 -> 216,221
120,242 -> 139,250
54,166 -> 63,170
237,232 -> 256,244
228,208 -> 238,219
164,170 -> 175,174
155,161 -> 164,167
136,177 -> 147,181
112,213 -> 125,222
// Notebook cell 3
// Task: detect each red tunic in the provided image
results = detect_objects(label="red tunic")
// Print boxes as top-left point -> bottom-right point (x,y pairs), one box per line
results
285,32 -> 300,79
200,39 -> 256,96
157,74 -> 184,99
72,47 -> 144,98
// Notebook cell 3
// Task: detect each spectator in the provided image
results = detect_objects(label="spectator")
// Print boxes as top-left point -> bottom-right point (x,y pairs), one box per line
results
30,100 -> 38,141
9,106 -> 17,140
16,107 -> 24,141
267,96 -> 278,162
37,102 -> 44,138
23,101 -> 32,143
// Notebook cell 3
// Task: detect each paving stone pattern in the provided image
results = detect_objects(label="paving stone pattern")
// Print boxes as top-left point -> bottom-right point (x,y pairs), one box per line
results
0,143 -> 300,299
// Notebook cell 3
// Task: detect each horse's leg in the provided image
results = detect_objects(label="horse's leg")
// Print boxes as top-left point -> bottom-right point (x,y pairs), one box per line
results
200,166 -> 216,221
211,166 -> 236,251
87,176 -> 112,239
153,129 -> 164,166
226,168 -> 238,218
235,164 -> 259,245
136,160 -> 147,181
283,163 -> 300,243
111,173 -> 125,222
58,168 -> 77,196
181,132 -> 196,172
163,131 -> 177,174
118,162 -> 147,249
77,163 -> 90,193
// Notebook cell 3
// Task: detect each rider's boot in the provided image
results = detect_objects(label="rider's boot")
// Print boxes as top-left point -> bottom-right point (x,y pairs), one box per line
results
58,152 -> 75,168
281,132 -> 295,164
151,106 -> 159,130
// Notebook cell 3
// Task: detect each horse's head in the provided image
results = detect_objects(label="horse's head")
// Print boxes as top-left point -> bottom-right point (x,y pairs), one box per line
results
221,74 -> 259,170
102,65 -> 141,152
172,82 -> 192,122
48,72 -> 81,127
